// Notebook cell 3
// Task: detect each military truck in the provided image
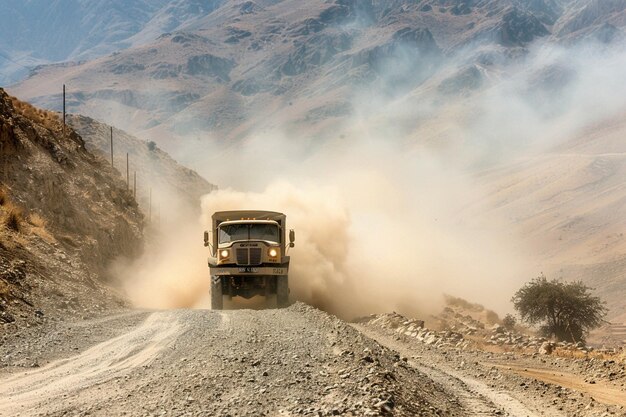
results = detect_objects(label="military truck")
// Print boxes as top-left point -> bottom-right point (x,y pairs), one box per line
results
204,210 -> 295,310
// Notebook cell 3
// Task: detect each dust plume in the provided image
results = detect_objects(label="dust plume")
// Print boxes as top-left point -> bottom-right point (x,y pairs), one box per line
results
113,36 -> 626,320
197,133 -> 531,319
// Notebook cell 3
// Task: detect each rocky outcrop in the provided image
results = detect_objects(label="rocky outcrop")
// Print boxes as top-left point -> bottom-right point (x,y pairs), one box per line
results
497,8 -> 550,46
185,54 -> 235,81
280,33 -> 352,76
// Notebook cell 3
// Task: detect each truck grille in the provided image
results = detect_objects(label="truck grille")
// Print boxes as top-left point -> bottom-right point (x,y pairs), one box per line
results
236,248 -> 248,265
236,247 -> 263,266
249,248 -> 262,265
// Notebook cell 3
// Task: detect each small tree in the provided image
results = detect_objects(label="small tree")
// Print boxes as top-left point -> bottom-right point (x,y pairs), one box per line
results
512,275 -> 606,343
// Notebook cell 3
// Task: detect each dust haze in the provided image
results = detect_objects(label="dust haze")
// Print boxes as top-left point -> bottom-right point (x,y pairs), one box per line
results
116,38 -> 626,319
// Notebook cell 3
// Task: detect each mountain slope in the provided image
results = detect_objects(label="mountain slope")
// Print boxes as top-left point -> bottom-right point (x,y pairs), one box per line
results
67,114 -> 217,215
0,0 -> 228,84
467,112 -> 626,319
10,0 -> 625,159
0,89 -> 143,328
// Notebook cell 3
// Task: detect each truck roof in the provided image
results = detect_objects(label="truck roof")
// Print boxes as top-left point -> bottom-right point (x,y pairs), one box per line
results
212,210 -> 286,222
219,219 -> 279,227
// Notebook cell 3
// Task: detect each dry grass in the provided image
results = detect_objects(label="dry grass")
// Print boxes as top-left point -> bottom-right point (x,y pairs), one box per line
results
9,96 -> 62,132
29,213 -> 55,243
0,187 -> 6,206
3,203 -> 23,232
0,279 -> 10,300
28,212 -> 47,228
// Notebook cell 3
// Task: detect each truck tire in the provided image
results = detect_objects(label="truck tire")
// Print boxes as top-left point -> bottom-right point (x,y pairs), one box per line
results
276,275 -> 289,308
211,276 -> 223,310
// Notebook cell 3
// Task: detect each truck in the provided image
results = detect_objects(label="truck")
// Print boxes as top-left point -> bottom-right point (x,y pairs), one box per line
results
204,210 -> 295,310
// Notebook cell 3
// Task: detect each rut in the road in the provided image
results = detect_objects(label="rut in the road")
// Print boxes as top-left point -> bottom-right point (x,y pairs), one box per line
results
0,313 -> 182,416
354,324 -> 546,417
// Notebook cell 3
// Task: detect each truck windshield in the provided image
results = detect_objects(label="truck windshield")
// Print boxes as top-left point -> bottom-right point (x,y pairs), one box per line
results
219,224 -> 279,244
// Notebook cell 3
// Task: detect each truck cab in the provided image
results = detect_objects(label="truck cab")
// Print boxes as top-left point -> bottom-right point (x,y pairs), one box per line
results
204,210 -> 295,310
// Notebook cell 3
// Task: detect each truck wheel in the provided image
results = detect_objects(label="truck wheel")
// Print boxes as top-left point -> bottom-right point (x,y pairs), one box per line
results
211,276 -> 223,310
276,275 -> 289,308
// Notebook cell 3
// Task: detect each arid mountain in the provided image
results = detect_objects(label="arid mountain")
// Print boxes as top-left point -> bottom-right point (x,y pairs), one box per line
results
67,114 -> 217,216
11,0 -> 626,161
0,0 -> 228,84
0,89 -> 143,328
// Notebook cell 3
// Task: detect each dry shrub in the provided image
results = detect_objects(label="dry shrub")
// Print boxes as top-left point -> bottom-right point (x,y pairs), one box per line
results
9,96 -> 61,132
0,188 -> 6,206
28,212 -> 47,228
29,213 -> 55,243
3,204 -> 23,232
445,294 -> 485,312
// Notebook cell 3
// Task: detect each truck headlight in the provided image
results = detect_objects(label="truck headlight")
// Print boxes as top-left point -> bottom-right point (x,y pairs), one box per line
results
220,249 -> 230,259
268,248 -> 278,257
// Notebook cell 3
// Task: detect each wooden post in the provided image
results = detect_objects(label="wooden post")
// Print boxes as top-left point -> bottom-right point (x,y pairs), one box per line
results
110,127 -> 114,167
62,84 -> 66,139
126,153 -> 129,189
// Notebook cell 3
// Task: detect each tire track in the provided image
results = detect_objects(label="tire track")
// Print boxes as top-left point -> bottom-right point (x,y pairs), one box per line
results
0,312 -> 183,416
354,324 -> 546,417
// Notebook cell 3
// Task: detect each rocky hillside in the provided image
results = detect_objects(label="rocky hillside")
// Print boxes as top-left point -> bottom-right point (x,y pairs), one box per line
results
11,0 -> 626,160
0,89 -> 143,330
0,0 -> 227,84
67,114 -> 217,215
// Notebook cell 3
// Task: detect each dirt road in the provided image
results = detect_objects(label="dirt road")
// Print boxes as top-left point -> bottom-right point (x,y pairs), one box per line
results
0,304 -> 461,417
355,323 -> 626,417
1,304 -> 625,417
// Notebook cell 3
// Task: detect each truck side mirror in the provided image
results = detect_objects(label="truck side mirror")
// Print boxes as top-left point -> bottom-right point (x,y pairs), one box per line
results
289,229 -> 295,248
203,231 -> 209,247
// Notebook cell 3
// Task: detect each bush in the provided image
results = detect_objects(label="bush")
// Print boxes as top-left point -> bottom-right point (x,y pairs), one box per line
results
9,95 -> 61,132
147,141 -> 157,151
28,212 -> 47,228
3,204 -> 23,232
512,275 -> 607,343
502,314 -> 516,330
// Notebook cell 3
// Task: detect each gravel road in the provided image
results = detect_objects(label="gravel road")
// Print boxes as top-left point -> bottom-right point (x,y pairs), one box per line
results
0,303 -> 462,417
2,303 -> 624,417
355,322 -> 626,417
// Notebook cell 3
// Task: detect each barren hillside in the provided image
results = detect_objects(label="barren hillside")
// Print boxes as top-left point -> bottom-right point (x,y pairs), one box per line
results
0,89 -> 143,329
465,112 -> 626,320
67,114 -> 217,215
11,0 -> 626,158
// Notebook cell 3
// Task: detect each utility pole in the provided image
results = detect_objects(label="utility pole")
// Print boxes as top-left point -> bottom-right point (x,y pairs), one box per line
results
126,153 -> 129,189
110,127 -> 114,167
62,84 -> 66,139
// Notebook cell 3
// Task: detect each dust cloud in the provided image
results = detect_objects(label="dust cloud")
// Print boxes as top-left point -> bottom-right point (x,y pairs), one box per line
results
197,133 -> 531,319
115,38 -> 626,320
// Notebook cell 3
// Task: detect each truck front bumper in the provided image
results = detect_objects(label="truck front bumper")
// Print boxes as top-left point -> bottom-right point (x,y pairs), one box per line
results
209,263 -> 289,276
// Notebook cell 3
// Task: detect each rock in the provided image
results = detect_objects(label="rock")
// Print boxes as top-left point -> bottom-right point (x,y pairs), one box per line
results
539,342 -> 554,355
